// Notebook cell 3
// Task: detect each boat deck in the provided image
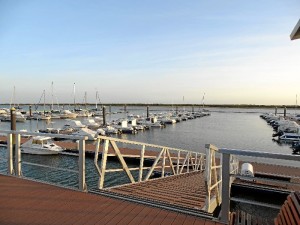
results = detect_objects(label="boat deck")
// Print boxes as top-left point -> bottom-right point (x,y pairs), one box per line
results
0,174 -> 222,225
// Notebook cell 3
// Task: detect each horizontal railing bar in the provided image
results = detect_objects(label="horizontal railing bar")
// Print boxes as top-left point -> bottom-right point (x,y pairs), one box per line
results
209,180 -> 222,191
105,166 -> 173,172
230,197 -> 281,209
233,175 -> 300,187
23,161 -> 79,173
106,154 -> 157,159
0,130 -> 88,140
98,135 -> 203,154
219,148 -> 300,162
211,165 -> 222,169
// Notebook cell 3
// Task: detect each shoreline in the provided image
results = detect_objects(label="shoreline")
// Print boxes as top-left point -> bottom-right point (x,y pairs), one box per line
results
0,103 -> 299,109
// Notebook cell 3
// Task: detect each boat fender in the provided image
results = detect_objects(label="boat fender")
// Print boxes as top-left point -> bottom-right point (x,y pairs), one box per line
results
241,163 -> 254,177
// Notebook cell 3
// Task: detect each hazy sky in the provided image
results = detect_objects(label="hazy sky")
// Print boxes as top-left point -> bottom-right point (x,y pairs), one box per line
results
0,1 -> 299,105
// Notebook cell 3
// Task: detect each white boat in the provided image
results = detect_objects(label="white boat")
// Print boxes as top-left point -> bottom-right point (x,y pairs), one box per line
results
21,136 -> 64,155
83,119 -> 100,129
279,132 -> 300,142
59,110 -> 78,119
72,127 -> 98,140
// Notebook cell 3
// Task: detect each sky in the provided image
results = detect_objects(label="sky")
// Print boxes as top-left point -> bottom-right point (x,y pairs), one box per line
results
0,1 -> 300,105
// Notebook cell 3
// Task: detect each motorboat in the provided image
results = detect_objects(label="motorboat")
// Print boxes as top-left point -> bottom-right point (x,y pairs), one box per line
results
279,132 -> 300,142
21,136 -> 64,155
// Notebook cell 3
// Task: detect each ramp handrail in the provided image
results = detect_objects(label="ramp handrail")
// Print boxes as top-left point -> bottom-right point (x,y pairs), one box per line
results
94,135 -> 206,189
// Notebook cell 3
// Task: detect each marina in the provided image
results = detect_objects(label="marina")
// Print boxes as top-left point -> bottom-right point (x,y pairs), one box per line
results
1,2 -> 300,224
0,115 -> 300,224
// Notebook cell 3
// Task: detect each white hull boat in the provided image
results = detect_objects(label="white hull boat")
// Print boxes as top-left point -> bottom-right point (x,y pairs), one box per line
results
21,136 -> 64,155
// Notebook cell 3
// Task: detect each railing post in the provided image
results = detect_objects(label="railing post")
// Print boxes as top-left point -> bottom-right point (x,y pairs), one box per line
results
7,133 -> 14,175
78,139 -> 87,192
205,145 -> 212,211
99,140 -> 109,189
161,148 -> 166,178
139,145 -> 145,182
15,134 -> 21,177
220,153 -> 230,224
176,151 -> 180,174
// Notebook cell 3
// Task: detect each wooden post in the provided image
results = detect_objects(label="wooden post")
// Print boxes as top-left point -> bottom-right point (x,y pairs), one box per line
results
79,139 -> 87,192
147,106 -> 149,118
275,107 -> 277,116
102,106 -> 106,126
99,140 -> 109,189
284,107 -> 287,117
29,105 -> 32,117
139,145 -> 145,182
192,105 -> 194,113
176,106 -> 178,115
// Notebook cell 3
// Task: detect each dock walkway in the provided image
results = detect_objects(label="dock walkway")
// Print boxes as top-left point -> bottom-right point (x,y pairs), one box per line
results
0,174 -> 223,225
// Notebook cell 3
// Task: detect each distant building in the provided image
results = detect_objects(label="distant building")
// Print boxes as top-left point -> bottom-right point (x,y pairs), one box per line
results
290,19 -> 300,40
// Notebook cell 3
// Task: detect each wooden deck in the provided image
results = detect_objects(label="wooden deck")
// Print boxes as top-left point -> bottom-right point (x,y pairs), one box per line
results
109,171 -> 208,211
0,174 -> 223,225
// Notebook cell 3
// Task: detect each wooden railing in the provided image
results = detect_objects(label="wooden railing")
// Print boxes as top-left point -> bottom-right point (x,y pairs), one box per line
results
94,135 -> 206,189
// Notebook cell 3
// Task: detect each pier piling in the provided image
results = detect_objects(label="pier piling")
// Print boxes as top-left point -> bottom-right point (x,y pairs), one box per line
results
146,106 -> 149,118
29,105 -> 32,117
102,106 -> 106,126
284,107 -> 287,117
275,107 -> 277,115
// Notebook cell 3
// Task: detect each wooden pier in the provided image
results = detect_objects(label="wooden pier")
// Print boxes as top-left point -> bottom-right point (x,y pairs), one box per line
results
0,174 -> 222,225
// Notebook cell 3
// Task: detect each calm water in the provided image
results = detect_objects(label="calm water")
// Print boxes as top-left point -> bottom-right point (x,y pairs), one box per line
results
0,106 -> 298,189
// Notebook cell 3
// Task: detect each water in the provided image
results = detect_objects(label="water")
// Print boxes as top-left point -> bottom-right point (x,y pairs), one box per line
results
0,106 -> 298,188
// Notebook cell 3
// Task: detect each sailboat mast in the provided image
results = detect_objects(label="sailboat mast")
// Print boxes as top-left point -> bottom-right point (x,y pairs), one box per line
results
51,82 -> 54,111
85,91 -> 87,109
95,91 -> 98,109
73,83 -> 76,110
43,90 -> 46,115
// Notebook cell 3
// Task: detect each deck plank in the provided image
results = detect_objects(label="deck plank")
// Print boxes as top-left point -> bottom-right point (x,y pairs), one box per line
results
0,175 -> 223,225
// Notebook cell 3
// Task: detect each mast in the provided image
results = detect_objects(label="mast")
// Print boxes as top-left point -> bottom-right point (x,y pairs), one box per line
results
51,81 -> 54,111
43,89 -> 46,115
85,91 -> 87,109
95,91 -> 98,109
73,83 -> 76,110
202,93 -> 205,110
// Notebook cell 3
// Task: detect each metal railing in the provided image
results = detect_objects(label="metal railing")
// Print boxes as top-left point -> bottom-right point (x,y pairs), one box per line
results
219,148 -> 300,224
204,144 -> 239,213
0,130 -> 88,192
94,135 -> 206,189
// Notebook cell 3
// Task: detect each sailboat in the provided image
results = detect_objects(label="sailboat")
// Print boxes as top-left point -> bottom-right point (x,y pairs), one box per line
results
33,90 -> 51,120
